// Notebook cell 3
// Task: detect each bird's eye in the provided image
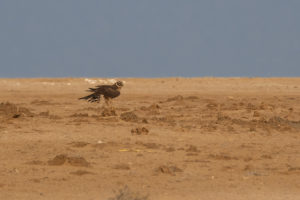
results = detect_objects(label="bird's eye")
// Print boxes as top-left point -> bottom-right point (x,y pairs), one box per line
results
116,81 -> 123,86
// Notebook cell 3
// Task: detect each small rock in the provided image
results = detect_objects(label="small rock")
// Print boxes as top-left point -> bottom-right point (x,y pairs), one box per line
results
131,127 -> 149,135
157,165 -> 183,175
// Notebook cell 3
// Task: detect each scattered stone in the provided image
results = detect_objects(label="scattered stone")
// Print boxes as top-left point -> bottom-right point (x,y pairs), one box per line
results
131,127 -> 149,135
70,113 -> 89,117
156,165 -> 183,175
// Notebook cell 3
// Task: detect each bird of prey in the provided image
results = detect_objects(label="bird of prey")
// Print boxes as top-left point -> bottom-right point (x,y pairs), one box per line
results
79,81 -> 124,106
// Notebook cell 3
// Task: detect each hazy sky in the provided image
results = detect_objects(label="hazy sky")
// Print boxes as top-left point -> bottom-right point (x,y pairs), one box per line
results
1,1 -> 299,78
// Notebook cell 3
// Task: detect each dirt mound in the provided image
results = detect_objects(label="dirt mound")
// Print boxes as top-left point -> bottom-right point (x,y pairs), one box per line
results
70,170 -> 95,176
38,111 -> 61,119
70,113 -> 89,117
26,160 -> 44,165
113,163 -> 131,170
136,141 -> 161,149
185,145 -> 200,152
0,102 -> 34,118
155,115 -> 176,126
214,111 -> 299,132
120,111 -> 139,122
31,100 -> 55,105
246,116 -> 296,131
208,153 -> 239,160
39,111 -> 51,117
140,104 -> 160,115
131,127 -> 149,135
101,107 -> 117,117
166,95 -> 184,102
48,154 -> 90,167
69,141 -> 90,148
185,96 -> 199,100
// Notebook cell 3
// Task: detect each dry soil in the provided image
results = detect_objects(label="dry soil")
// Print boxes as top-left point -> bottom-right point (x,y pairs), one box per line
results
0,78 -> 300,200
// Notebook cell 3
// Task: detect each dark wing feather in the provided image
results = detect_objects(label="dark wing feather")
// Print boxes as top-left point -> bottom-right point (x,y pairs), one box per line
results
79,87 -> 106,103
87,85 -> 108,92
79,93 -> 101,102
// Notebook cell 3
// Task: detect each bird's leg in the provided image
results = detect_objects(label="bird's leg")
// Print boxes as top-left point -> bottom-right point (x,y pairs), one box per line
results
105,98 -> 114,110
109,100 -> 114,110
96,102 -> 101,115
108,99 -> 113,109
104,98 -> 114,110
104,98 -> 110,108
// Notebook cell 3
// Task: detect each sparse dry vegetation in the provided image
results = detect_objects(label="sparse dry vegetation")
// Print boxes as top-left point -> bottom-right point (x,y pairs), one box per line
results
108,186 -> 149,200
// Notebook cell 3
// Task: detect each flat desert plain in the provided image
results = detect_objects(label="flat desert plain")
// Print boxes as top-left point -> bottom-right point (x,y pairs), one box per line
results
0,78 -> 300,200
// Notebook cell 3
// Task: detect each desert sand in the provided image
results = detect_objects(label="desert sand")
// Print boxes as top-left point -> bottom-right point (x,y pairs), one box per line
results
0,77 -> 300,200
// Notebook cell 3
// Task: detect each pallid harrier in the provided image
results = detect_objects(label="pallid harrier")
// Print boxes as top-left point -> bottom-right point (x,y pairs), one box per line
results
79,81 -> 124,106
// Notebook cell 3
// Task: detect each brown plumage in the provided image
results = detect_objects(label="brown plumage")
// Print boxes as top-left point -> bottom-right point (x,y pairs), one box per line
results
79,81 -> 124,104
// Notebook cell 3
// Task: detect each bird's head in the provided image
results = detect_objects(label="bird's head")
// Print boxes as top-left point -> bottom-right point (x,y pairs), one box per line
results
115,81 -> 124,88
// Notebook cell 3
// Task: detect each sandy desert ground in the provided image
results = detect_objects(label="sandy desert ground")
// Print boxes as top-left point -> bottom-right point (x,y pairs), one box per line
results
0,77 -> 300,200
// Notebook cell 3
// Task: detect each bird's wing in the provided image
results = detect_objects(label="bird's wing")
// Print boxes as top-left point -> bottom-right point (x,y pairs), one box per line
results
79,85 -> 120,102
79,87 -> 105,103
103,87 -> 120,98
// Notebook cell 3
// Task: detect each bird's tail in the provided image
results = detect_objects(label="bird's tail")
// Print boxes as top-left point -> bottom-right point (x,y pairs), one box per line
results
79,93 -> 100,103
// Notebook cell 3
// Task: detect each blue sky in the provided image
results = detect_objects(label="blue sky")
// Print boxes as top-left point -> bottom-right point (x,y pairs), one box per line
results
0,1 -> 299,77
